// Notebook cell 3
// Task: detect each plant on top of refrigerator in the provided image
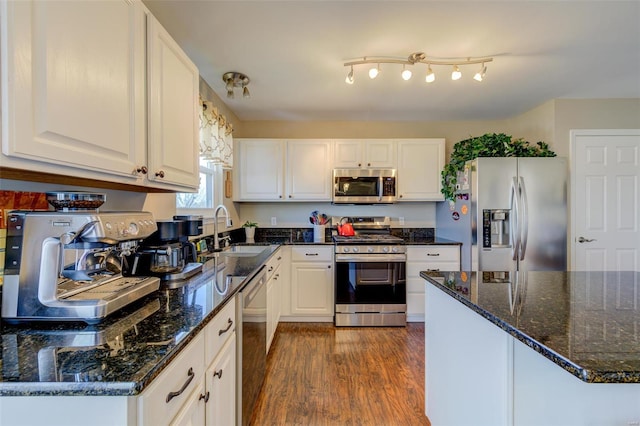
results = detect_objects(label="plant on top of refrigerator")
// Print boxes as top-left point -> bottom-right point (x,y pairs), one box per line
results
441,133 -> 556,202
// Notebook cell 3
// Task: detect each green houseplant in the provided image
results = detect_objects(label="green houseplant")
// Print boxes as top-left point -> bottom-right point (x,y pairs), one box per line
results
441,133 -> 556,202
242,220 -> 258,243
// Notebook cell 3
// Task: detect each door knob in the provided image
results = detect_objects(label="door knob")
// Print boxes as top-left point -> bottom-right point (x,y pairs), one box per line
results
578,236 -> 596,243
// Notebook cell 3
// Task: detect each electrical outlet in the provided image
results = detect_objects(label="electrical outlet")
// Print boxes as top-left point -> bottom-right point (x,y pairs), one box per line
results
271,217 -> 277,226
399,217 -> 405,225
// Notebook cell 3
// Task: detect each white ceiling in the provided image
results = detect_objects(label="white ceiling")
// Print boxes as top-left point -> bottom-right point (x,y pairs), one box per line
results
143,0 -> 640,122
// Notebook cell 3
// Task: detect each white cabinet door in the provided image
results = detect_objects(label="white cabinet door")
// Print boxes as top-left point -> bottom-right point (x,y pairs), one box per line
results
286,140 -> 332,201
1,0 -> 145,179
397,139 -> 445,201
267,260 -> 282,353
407,245 -> 460,321
333,140 -> 362,168
205,333 -> 236,426
139,333 -> 205,426
333,140 -> 396,168
289,246 -> 334,318
146,13 -> 200,190
290,262 -> 334,315
234,139 -> 285,200
170,379 -> 207,426
365,140 -> 396,168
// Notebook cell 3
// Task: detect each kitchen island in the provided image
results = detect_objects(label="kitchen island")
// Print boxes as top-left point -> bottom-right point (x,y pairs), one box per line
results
421,270 -> 640,426
0,245 -> 278,425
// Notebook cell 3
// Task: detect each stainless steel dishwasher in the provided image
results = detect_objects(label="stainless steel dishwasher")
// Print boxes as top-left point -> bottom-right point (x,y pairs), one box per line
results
236,266 -> 267,426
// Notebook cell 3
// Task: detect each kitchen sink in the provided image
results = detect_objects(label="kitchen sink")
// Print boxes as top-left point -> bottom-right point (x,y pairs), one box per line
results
221,245 -> 269,257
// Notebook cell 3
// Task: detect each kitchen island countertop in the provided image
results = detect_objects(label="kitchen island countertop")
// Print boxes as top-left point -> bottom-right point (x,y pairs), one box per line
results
0,245 -> 279,397
421,270 -> 640,384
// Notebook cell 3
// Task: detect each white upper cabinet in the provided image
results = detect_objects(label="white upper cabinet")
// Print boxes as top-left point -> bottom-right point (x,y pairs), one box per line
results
1,0 -> 146,179
235,139 -> 285,200
333,139 -> 396,169
286,139 -> 332,201
396,138 -> 445,201
1,0 -> 199,191
234,139 -> 332,201
146,13 -> 200,189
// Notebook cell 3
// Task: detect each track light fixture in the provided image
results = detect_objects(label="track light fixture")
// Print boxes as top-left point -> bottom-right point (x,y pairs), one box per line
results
451,65 -> 462,81
343,52 -> 493,85
368,64 -> 380,79
222,71 -> 251,99
425,65 -> 435,83
345,65 -> 354,84
473,63 -> 487,82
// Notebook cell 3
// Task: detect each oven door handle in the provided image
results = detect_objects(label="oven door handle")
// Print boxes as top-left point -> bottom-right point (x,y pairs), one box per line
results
335,254 -> 407,262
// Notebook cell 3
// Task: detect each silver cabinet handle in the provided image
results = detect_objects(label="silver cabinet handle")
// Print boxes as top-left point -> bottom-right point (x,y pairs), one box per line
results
166,367 -> 194,403
213,369 -> 223,379
578,237 -> 596,243
305,253 -> 319,256
199,392 -> 210,402
427,253 -> 440,256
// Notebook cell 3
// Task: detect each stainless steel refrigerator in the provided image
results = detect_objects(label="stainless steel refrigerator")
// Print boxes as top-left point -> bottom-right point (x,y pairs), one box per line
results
436,157 -> 567,271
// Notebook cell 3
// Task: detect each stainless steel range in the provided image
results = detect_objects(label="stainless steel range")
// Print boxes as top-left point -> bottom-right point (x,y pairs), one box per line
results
332,217 -> 406,326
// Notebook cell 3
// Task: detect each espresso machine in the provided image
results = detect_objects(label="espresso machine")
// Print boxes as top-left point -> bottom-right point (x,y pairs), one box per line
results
1,210 -> 161,324
126,216 -> 203,287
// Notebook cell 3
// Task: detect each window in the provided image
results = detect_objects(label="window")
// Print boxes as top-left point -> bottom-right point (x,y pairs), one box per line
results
176,157 -> 215,209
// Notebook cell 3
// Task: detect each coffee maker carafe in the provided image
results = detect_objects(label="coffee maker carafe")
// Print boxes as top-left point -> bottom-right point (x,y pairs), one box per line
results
127,216 -> 203,287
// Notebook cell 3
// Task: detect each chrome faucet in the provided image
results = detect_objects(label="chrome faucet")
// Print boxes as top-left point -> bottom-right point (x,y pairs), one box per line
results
213,204 -> 232,251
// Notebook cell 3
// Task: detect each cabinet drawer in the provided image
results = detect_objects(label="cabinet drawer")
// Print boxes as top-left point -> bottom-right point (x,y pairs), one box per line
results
266,247 -> 283,280
204,299 -> 236,365
407,245 -> 460,262
291,245 -> 332,262
139,333 -> 205,426
407,261 -> 459,276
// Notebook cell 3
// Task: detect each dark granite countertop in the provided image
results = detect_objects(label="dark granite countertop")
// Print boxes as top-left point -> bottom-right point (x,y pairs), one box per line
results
0,245 -> 279,397
421,270 -> 640,384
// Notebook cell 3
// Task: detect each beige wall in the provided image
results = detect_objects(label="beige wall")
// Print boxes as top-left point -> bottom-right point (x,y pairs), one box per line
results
553,98 -> 640,158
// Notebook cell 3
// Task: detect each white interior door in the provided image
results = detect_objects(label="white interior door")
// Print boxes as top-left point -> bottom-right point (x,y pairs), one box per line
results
571,129 -> 640,271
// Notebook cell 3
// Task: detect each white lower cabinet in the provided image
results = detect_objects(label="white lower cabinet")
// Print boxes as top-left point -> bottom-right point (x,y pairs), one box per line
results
170,378 -> 207,426
205,334 -> 236,426
266,247 -> 287,352
139,333 -> 206,425
140,299 -> 236,426
285,246 -> 334,321
406,245 -> 460,321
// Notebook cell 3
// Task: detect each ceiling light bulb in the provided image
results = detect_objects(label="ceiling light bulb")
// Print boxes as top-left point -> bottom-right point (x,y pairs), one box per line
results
425,66 -> 435,83
225,80 -> 234,92
226,89 -> 234,99
451,65 -> 462,81
401,66 -> 412,81
345,66 -> 354,84
243,85 -> 250,98
369,65 -> 380,79
473,64 -> 487,82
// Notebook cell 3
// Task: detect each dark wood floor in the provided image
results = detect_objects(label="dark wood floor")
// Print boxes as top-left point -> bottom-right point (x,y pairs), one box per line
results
250,322 -> 430,426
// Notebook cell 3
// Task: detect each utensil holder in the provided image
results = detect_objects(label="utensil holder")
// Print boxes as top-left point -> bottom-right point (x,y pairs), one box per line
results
313,225 -> 325,243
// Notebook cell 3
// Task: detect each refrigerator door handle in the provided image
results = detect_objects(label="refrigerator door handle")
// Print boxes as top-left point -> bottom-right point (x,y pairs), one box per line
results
519,177 -> 529,261
511,177 -> 520,261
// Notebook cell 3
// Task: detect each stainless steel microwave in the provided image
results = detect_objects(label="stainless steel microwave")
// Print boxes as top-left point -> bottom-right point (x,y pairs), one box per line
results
333,169 -> 397,204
